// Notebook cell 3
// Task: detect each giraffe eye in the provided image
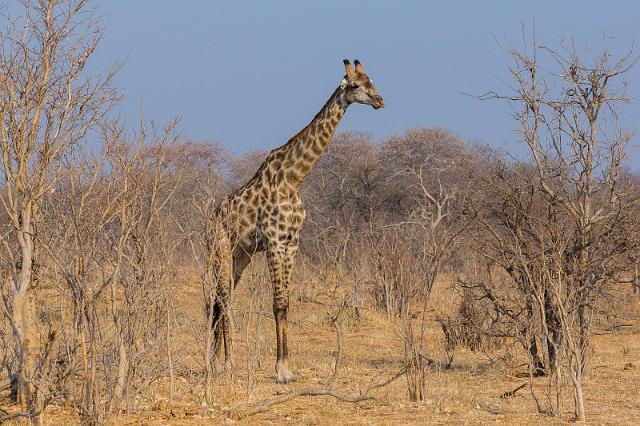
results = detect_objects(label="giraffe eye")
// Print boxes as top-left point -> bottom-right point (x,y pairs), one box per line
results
350,83 -> 359,89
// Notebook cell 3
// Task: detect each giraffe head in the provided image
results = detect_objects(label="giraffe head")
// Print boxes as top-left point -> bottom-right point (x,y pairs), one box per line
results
342,59 -> 384,109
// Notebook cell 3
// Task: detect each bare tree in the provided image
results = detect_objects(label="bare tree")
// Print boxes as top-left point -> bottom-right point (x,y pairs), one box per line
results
473,25 -> 638,420
0,1 -> 119,423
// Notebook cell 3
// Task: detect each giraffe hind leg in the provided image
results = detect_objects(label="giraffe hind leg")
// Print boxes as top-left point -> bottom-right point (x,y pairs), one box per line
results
207,227 -> 234,372
211,292 -> 233,371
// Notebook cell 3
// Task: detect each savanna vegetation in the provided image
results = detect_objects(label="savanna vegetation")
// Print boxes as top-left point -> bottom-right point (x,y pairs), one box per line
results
1,1 -> 639,424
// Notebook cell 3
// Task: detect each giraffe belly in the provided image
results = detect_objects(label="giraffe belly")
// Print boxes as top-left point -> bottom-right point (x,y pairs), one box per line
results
259,205 -> 305,247
236,228 -> 266,254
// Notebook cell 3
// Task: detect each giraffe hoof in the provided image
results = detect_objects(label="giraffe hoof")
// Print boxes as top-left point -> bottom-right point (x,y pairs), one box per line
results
275,364 -> 295,384
275,372 -> 295,384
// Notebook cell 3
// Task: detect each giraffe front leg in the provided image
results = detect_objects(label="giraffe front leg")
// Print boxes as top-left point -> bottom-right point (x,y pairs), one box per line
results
274,300 -> 292,384
267,242 -> 296,384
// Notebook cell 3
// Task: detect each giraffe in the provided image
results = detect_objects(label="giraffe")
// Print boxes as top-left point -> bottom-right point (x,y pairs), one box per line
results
206,59 -> 384,383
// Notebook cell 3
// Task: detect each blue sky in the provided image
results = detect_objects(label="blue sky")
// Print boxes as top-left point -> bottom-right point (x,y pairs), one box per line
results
92,1 -> 640,162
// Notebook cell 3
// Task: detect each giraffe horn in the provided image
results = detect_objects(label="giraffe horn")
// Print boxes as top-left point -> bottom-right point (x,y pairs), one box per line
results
354,59 -> 365,74
343,59 -> 356,79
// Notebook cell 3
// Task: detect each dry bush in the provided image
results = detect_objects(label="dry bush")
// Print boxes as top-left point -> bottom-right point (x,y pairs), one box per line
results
437,288 -> 507,367
369,229 -> 423,318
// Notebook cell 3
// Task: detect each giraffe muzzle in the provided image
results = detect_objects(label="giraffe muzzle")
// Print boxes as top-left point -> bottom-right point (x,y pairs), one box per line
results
372,95 -> 384,109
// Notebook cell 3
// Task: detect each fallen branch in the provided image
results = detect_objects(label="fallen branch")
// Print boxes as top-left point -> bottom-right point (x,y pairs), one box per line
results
0,409 -> 38,423
226,387 -> 372,420
226,368 -> 407,420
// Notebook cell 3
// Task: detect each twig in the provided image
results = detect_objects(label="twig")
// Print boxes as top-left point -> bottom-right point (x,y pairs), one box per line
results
322,298 -> 347,388
500,383 -> 527,399
361,367 -> 407,395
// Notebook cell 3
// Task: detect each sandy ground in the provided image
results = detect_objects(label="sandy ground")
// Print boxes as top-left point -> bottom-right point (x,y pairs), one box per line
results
4,273 -> 640,425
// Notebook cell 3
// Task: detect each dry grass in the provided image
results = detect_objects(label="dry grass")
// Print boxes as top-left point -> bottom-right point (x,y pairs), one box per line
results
4,266 -> 640,425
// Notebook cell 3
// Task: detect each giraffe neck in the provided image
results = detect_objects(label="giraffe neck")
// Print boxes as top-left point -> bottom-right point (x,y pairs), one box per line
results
281,86 -> 348,187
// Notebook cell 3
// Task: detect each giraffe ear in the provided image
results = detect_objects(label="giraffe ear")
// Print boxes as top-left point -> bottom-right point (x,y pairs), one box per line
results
340,77 -> 348,89
354,59 -> 365,74
343,59 -> 356,80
